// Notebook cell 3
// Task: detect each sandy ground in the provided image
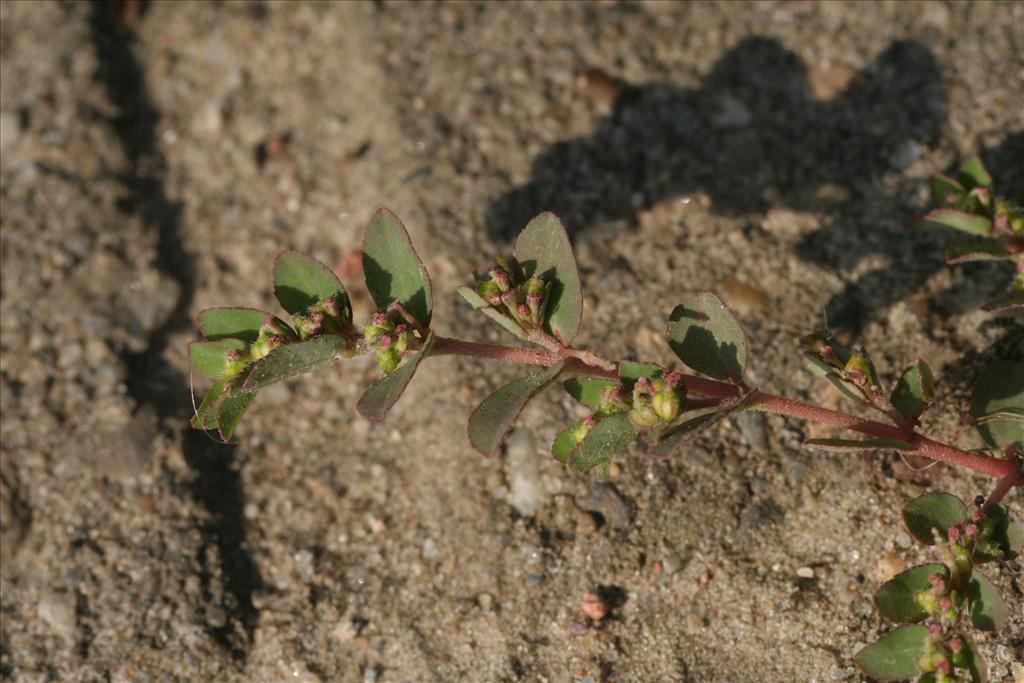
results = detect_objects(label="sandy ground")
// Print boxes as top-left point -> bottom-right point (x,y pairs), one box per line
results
1,2 -> 1021,682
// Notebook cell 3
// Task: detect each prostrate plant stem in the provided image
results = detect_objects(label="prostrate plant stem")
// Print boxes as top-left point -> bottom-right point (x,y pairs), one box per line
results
429,336 -> 1018,480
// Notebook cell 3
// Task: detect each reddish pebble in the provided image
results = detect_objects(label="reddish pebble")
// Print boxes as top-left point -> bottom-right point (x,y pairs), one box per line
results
581,592 -> 609,621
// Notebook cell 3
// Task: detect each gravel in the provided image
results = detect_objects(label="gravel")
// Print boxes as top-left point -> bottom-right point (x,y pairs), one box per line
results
2,2 -> 1021,681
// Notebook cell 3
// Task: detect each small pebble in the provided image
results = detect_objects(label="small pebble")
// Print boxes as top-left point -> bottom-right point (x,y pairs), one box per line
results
796,566 -> 815,579
872,552 -> 907,583
575,509 -> 600,534
581,592 -> 610,621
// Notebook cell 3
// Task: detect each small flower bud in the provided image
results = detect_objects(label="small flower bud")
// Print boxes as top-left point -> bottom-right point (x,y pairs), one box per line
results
652,390 -> 681,422
665,371 -> 683,390
947,526 -> 961,544
517,303 -> 531,320
965,523 -> 979,538
376,348 -> 400,374
928,623 -> 943,639
260,315 -> 296,340
937,659 -> 951,676
526,292 -> 542,321
939,596 -> 953,612
378,334 -> 394,349
971,508 -> 984,522
524,275 -> 545,297
916,590 -> 940,615
947,637 -> 962,654
929,573 -> 947,595
490,268 -> 511,293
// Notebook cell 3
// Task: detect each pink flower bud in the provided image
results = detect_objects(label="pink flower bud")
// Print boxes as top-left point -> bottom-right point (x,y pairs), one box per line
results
928,623 -> 943,638
937,659 -> 951,675
394,324 -> 408,334
947,638 -> 962,654
939,597 -> 953,612
971,509 -> 984,522
583,415 -> 597,428
379,335 -> 393,349
665,371 -> 683,390
948,526 -> 961,544
517,303 -> 530,318
929,573 -> 946,594
227,349 -> 245,362
373,313 -> 389,327
965,524 -> 979,538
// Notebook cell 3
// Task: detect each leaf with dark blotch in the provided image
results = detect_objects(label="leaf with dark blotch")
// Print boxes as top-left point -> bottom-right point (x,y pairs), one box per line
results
619,361 -> 661,383
563,378 -> 617,408
274,250 -> 347,315
667,292 -> 747,381
854,626 -> 929,681
874,564 -> 947,623
569,413 -> 640,474
945,242 -> 1013,264
803,437 -> 916,452
190,339 -> 247,379
515,212 -> 583,344
457,286 -> 527,339
363,209 -> 432,326
890,360 -> 936,419
918,208 -> 992,236
980,294 -> 1024,312
467,362 -> 565,456
552,422 -> 583,463
973,504 -> 1023,563
971,361 -> 1024,450
650,391 -> 757,457
967,571 -> 1008,631
243,336 -> 347,391
930,173 -> 965,207
959,157 -> 993,190
198,307 -> 271,342
903,493 -> 967,545
357,333 -> 435,421
217,389 -> 258,441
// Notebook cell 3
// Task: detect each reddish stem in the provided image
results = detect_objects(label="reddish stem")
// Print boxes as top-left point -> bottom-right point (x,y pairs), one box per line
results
430,336 -> 1018,481
984,467 -> 1024,509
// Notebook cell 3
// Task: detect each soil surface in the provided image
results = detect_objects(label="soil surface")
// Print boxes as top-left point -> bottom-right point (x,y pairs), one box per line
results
1,2 -> 1021,682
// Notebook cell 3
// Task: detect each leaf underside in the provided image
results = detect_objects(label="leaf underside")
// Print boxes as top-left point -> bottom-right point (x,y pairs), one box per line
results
971,361 -> 1024,450
967,571 -> 1008,631
357,332 -> 435,421
890,359 -> 935,419
918,208 -> 992,236
243,335 -> 348,391
467,362 -> 565,457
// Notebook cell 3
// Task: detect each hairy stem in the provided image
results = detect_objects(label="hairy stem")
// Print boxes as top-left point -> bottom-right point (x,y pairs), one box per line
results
430,336 -> 1017,481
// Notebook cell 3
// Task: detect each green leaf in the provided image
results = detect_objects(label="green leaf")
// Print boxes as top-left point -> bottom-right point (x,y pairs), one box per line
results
456,286 -> 527,339
193,380 -> 229,430
967,571 -> 1008,631
189,339 -> 247,379
945,242 -> 1013,264
191,377 -> 258,441
515,212 -> 583,344
959,157 -> 993,190
242,336 -> 347,391
666,292 -> 747,381
651,391 -> 758,457
890,359 -> 936,420
216,389 -> 258,441
802,438 -> 916,452
959,634 -> 988,683
363,209 -> 432,326
274,251 -> 346,315
552,421 -> 584,463
198,307 -> 271,342
918,208 -> 993,236
971,361 -> 1024,449
930,173 -> 965,207
903,493 -> 967,545
563,378 -> 617,408
619,361 -> 662,383
357,333 -> 435,421
569,413 -> 640,474
467,362 -> 565,457
854,626 -> 928,681
874,564 -> 947,623
974,504 -> 1023,563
